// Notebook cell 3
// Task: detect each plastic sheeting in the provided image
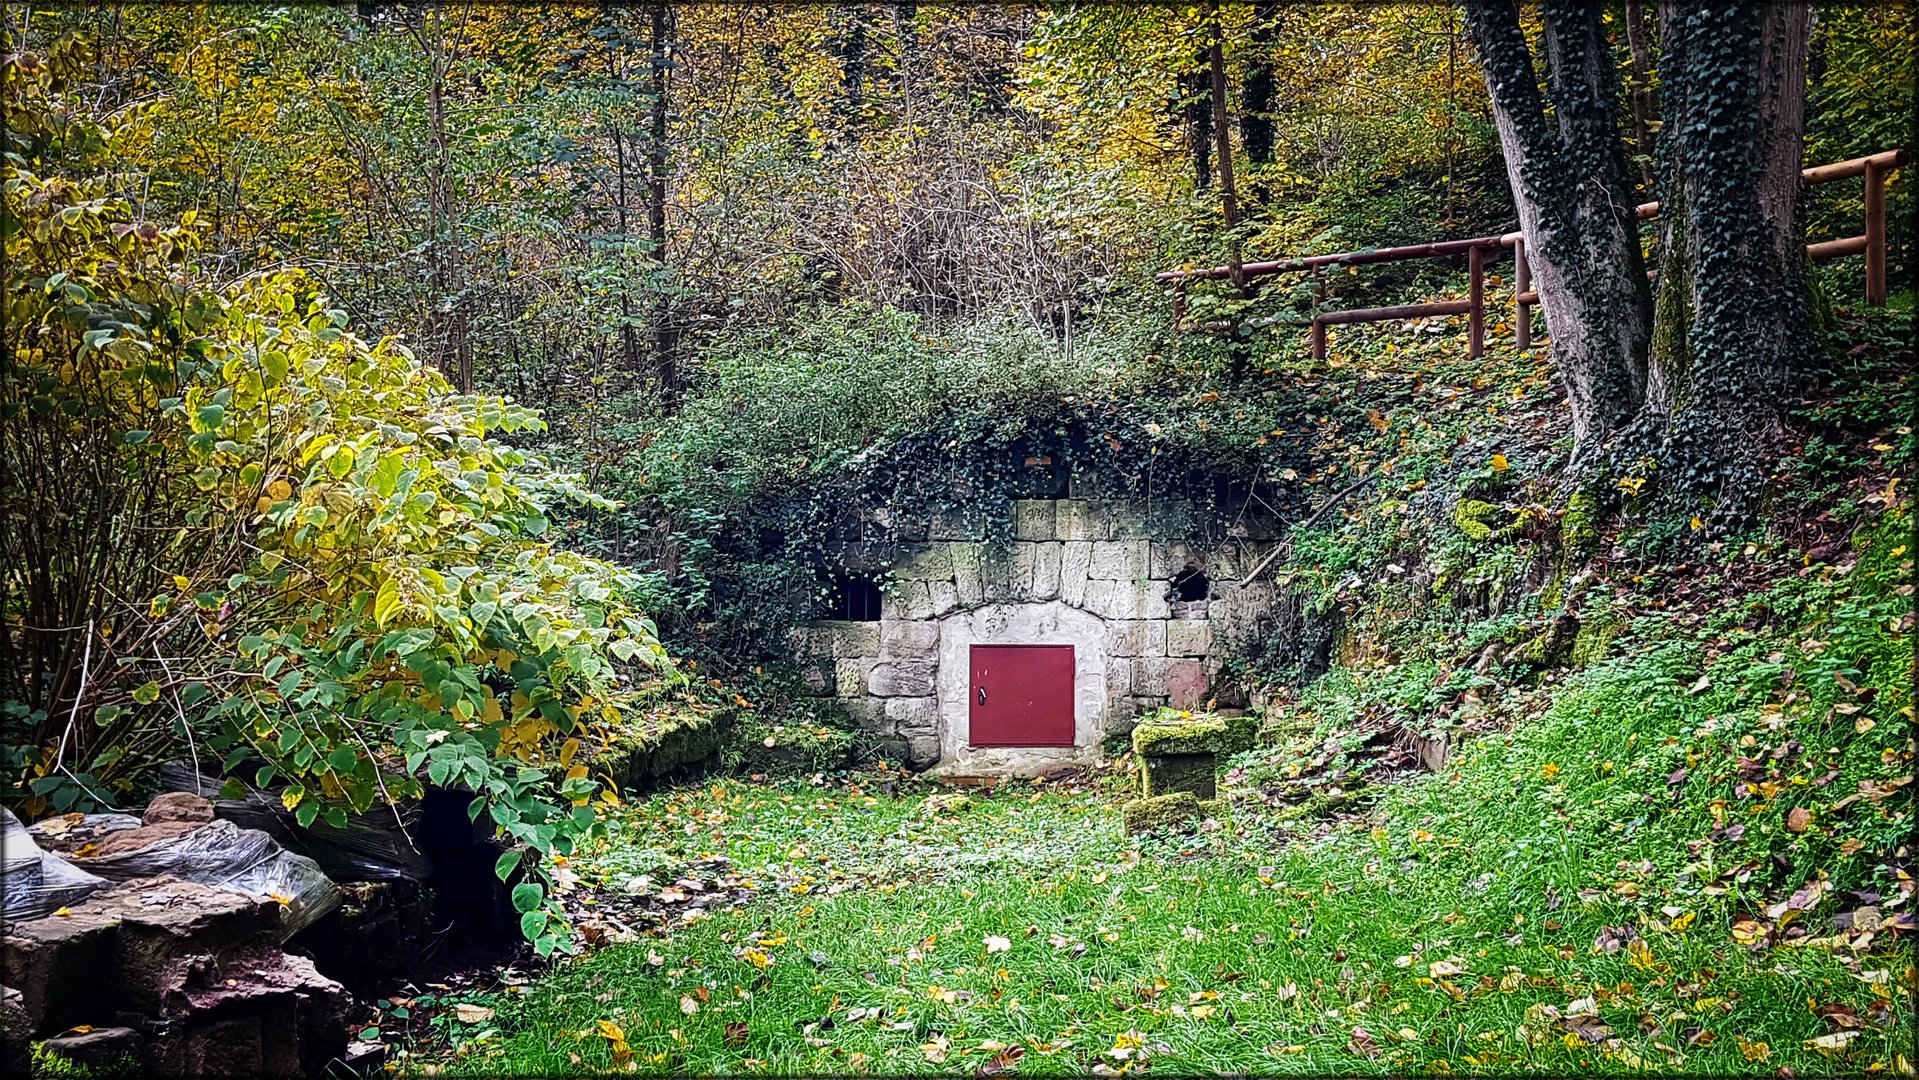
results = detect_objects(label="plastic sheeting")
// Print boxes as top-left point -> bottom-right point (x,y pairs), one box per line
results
156,762 -> 430,884
73,818 -> 341,940
1,807 -> 107,921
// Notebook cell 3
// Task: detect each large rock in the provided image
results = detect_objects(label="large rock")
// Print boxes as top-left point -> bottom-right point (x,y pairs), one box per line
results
1,877 -> 350,1077
89,793 -> 218,857
2,984 -> 31,1077
38,1025 -> 142,1073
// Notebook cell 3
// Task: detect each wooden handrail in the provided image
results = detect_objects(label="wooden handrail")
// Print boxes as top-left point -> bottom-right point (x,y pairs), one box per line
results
1164,148 -> 1904,357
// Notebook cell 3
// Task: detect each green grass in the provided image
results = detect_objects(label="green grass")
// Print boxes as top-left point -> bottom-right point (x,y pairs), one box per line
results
413,419 -> 1915,1077
431,736 -> 1909,1076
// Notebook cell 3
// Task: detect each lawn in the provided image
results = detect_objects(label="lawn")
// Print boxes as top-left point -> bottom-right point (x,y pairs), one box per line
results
385,485 -> 1918,1079
418,774 -> 1906,1076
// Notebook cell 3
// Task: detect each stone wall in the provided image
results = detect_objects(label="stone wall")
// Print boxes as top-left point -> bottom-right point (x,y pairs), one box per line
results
787,498 -> 1281,772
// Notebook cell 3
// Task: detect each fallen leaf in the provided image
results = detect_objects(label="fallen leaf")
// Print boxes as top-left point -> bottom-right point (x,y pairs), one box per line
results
453,1003 -> 494,1024
1785,806 -> 1812,833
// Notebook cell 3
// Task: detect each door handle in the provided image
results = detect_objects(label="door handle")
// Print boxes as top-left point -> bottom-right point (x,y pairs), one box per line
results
977,686 -> 987,706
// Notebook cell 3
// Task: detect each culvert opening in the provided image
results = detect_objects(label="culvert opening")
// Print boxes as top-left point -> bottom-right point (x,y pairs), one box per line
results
1172,564 -> 1211,602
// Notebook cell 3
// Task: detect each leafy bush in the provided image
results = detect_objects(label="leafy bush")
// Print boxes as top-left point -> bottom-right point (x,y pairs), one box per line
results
1,43 -> 675,951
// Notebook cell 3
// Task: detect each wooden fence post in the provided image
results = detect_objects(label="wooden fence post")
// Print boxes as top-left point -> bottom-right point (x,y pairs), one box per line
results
1513,237 -> 1532,350
1467,244 -> 1484,359
1865,160 -> 1887,306
1310,267 -> 1327,361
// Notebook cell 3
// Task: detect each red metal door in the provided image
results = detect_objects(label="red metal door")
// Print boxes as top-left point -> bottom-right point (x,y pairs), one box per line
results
969,644 -> 1075,747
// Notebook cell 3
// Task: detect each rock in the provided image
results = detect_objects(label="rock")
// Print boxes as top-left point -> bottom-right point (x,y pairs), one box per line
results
1,877 -> 350,1076
867,661 -> 937,698
143,793 -> 215,827
904,734 -> 942,771
89,820 -> 209,857
39,1025 -> 143,1073
2,984 -> 31,1077
1140,753 -> 1217,800
2,887 -> 125,1032
1122,792 -> 1204,835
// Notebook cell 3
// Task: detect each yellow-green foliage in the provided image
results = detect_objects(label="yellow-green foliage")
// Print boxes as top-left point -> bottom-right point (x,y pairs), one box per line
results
2,49 -> 676,954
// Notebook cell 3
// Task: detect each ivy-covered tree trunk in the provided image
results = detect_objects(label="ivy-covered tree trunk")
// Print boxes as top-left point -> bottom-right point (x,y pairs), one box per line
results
1463,1 -> 1654,459
1638,1 -> 1812,522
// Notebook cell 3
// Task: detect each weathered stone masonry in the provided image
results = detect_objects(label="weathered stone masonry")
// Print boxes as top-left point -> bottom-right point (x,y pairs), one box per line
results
786,498 -> 1282,773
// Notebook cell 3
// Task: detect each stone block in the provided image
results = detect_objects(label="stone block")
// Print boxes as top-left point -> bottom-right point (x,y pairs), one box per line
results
1166,620 -> 1212,657
893,542 -> 954,583
1143,620 -> 1168,657
786,626 -> 835,660
1165,659 -> 1209,709
904,734 -> 943,771
1012,544 -> 1040,598
1030,542 -> 1063,600
1055,499 -> 1106,541
3,877 -> 350,1074
831,622 -> 882,657
835,658 -> 871,697
1059,542 -> 1091,606
880,620 -> 941,660
799,661 -> 834,696
1013,500 -> 1057,541
1171,599 -> 1210,621
951,544 -> 984,604
928,579 -> 961,617
892,581 -> 936,620
1140,752 -> 1217,799
1088,540 -> 1149,581
885,696 -> 940,736
868,661 -> 937,697
841,697 -> 887,733
1105,620 -> 1146,657
981,550 -> 1018,603
1079,579 -> 1119,619
1090,581 -> 1169,620
2,892 -> 123,1033
1107,502 -> 1149,539
1149,541 -> 1200,580
930,504 -> 987,541
1122,792 -> 1203,835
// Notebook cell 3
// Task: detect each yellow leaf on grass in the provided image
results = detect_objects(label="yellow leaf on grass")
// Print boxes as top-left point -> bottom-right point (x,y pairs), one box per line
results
1489,453 -> 1509,472
453,1003 -> 494,1024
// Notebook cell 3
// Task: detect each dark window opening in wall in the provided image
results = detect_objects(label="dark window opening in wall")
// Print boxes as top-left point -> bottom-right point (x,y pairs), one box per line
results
825,575 -> 884,621
1013,447 -> 1070,498
1172,564 -> 1211,602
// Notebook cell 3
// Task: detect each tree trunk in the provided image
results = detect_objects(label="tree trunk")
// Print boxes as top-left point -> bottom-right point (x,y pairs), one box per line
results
1639,1 -> 1811,521
648,1 -> 678,395
1463,1 -> 1653,459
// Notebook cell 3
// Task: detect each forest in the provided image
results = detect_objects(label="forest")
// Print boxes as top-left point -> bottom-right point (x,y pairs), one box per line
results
0,2 -> 1913,1077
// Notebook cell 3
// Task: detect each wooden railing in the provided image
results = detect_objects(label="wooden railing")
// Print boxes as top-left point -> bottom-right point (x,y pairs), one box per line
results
1159,149 -> 1905,359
